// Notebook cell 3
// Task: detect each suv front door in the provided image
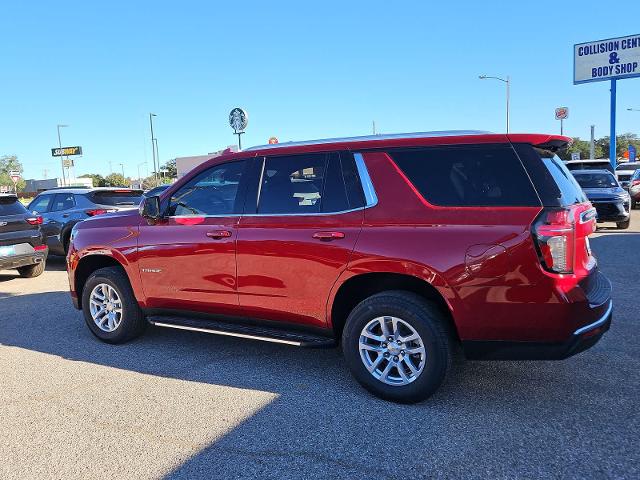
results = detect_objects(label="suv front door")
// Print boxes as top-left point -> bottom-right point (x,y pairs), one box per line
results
236,152 -> 366,328
137,160 -> 249,314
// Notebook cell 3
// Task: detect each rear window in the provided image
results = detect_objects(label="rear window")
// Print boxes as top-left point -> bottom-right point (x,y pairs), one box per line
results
514,144 -> 587,207
388,144 -> 539,207
89,190 -> 143,206
0,196 -> 28,216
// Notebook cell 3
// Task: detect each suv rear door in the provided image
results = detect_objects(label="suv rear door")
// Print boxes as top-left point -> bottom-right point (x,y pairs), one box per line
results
236,151 -> 365,328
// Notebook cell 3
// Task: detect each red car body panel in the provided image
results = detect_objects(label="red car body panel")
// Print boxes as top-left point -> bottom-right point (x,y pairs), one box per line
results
68,132 -> 609,351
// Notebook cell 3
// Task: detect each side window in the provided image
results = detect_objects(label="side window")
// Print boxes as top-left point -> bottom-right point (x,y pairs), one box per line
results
29,195 -> 53,213
258,154 -> 327,214
168,160 -> 246,216
340,152 -> 366,209
389,145 -> 539,207
51,193 -> 76,212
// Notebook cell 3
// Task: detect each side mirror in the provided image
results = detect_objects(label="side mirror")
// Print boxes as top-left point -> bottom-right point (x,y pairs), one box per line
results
139,195 -> 161,220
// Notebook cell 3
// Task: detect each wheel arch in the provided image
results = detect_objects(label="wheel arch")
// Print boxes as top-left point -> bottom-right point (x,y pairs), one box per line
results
329,270 -> 460,342
74,253 -> 129,306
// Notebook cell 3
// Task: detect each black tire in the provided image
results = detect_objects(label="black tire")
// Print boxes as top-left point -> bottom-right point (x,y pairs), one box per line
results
81,266 -> 146,344
342,291 -> 452,404
617,219 -> 630,230
632,199 -> 637,210
17,261 -> 45,278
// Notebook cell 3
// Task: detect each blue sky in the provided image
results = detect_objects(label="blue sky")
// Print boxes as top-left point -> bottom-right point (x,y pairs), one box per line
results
2,0 -> 640,180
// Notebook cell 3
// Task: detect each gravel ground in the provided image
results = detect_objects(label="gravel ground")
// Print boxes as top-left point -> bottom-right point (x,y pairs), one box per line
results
1,211 -> 639,479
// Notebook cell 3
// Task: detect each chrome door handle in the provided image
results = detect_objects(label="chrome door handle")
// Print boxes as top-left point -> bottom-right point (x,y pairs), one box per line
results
206,230 -> 232,239
312,231 -> 345,240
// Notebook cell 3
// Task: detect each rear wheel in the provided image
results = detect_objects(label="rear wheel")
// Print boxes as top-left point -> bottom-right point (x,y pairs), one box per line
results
81,267 -> 146,343
632,199 -> 637,210
617,219 -> 630,230
17,262 -> 45,278
342,291 -> 452,404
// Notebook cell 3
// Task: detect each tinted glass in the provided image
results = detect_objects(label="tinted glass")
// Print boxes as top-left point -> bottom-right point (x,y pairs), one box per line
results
169,160 -> 246,215
514,144 -> 587,207
341,152 -> 365,209
29,194 -> 53,213
51,193 -> 76,212
389,145 -> 539,207
321,153 -> 350,213
573,172 -> 618,189
0,196 -> 28,216
90,190 -> 143,206
258,154 -> 327,214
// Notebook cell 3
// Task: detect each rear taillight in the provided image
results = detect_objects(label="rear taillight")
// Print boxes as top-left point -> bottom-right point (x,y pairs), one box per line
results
85,209 -> 115,216
532,203 -> 595,275
632,180 -> 640,186
33,245 -> 47,251
26,216 -> 43,225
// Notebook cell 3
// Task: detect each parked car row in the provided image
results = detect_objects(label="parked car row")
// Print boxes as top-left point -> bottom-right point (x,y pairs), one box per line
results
0,188 -> 142,278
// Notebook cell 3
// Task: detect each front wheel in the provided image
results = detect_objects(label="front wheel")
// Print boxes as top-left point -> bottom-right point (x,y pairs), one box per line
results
342,291 -> 452,404
617,219 -> 630,230
81,267 -> 146,344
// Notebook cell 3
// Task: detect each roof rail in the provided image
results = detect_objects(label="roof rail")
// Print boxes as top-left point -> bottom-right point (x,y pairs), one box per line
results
245,130 -> 493,151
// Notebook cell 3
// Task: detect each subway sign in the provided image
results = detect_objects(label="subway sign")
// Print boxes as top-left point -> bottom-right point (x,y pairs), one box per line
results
51,146 -> 83,157
574,34 -> 640,84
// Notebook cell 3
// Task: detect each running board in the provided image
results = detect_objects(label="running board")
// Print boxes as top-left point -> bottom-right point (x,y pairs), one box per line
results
147,316 -> 336,348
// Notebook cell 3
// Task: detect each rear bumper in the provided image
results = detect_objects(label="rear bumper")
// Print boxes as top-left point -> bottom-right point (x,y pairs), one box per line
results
0,250 -> 48,271
463,300 -> 612,360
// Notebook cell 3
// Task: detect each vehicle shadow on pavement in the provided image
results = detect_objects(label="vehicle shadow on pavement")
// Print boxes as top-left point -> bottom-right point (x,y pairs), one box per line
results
1,232 -> 638,479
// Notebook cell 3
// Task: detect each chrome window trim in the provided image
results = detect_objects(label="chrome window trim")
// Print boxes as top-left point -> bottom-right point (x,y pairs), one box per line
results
353,152 -> 378,208
573,301 -> 612,336
164,151 -> 379,218
244,130 -> 492,151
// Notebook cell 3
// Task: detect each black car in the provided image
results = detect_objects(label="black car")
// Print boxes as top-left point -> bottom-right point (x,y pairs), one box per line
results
143,184 -> 171,197
0,194 -> 48,277
572,169 -> 631,230
27,188 -> 143,255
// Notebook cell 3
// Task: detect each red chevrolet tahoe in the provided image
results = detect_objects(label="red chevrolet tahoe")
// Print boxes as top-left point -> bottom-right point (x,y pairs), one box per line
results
67,131 -> 612,403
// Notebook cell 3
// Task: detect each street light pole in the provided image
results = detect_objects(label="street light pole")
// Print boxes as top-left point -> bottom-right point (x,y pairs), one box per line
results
153,138 -> 160,183
56,124 -> 68,186
479,75 -> 511,133
149,113 -> 158,186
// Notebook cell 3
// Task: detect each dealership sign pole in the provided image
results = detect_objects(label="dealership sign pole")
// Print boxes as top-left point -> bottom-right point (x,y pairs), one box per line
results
574,34 -> 640,169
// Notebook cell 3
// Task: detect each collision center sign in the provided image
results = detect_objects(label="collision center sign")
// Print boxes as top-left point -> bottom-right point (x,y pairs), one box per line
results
574,34 -> 640,84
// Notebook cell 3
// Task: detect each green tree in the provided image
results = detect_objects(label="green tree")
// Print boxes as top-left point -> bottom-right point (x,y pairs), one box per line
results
0,154 -> 26,191
104,173 -> 128,187
160,158 -> 177,178
558,138 -> 604,161
595,133 -> 640,161
78,173 -> 106,187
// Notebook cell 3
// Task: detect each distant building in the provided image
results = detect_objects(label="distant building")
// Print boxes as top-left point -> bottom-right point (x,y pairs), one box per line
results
23,177 -> 93,194
174,146 -> 238,179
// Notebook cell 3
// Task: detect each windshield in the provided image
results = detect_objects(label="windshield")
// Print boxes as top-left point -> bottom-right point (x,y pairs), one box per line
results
573,172 -> 617,189
616,163 -> 640,171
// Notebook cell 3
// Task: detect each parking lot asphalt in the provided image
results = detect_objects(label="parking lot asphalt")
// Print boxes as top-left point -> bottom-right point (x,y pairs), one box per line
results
1,212 -> 639,480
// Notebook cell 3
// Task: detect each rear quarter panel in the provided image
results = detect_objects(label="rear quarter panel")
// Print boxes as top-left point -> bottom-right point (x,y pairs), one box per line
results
346,151 -> 574,342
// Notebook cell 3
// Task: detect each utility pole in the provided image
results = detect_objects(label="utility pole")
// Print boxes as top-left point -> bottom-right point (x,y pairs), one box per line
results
372,120 -> 376,135
590,125 -> 595,159
149,113 -> 158,186
56,124 -> 68,186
